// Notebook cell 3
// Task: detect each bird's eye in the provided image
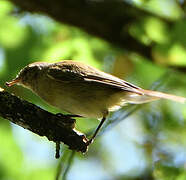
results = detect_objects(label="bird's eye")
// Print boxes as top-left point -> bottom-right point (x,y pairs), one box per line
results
20,67 -> 29,77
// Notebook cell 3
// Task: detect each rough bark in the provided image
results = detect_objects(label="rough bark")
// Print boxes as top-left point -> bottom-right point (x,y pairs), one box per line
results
0,87 -> 88,154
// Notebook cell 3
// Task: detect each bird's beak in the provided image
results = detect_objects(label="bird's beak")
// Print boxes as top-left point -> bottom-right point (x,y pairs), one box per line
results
6,78 -> 20,87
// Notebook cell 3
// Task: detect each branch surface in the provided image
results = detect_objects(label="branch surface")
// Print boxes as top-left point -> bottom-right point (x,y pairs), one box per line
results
0,87 -> 88,154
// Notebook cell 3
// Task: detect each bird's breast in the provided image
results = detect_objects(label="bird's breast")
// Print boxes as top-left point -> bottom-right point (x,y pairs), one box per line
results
33,77 -> 126,119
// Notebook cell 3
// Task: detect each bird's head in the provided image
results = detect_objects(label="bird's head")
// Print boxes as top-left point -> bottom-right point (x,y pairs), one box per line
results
6,62 -> 48,87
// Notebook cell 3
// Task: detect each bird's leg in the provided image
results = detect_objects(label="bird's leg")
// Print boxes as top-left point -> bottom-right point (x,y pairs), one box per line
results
87,116 -> 106,146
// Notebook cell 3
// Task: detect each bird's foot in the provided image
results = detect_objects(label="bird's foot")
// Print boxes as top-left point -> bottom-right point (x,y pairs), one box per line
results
56,113 -> 82,118
56,113 -> 76,128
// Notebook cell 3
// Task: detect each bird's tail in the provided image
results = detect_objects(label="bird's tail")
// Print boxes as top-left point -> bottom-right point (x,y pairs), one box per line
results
124,89 -> 186,104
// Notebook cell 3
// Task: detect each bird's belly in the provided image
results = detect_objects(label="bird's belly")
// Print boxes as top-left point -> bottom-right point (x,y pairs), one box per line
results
35,80 -> 125,119
36,87 -> 107,119
52,91 -> 127,119
53,94 -> 106,119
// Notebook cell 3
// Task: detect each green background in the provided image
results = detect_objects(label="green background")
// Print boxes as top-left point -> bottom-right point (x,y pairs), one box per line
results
0,0 -> 186,179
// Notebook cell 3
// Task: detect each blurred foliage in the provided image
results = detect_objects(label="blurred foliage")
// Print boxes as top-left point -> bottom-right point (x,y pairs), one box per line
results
0,0 -> 186,180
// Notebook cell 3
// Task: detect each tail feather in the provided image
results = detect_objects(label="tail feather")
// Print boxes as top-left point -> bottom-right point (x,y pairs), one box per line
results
123,89 -> 186,104
140,89 -> 186,104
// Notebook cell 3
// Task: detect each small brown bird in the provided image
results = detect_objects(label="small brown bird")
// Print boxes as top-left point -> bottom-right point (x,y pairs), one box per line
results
6,61 -> 186,144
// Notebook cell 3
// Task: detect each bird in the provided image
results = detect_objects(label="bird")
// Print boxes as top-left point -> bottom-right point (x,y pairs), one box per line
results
6,60 -> 186,145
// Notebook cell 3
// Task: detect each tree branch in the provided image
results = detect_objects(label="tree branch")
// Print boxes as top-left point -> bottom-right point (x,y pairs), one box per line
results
0,87 -> 88,155
8,0 -> 171,60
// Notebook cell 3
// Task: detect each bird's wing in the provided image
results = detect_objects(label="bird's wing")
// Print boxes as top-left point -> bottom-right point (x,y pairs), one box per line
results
47,66 -> 84,82
47,61 -> 186,104
84,74 -> 144,94
47,62 -> 144,95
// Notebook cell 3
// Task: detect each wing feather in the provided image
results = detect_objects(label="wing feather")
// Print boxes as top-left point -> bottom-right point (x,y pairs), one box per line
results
47,61 -> 144,95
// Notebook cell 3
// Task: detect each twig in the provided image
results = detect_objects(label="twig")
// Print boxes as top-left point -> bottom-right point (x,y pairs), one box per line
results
55,149 -> 75,180
62,151 -> 75,180
55,142 -> 61,159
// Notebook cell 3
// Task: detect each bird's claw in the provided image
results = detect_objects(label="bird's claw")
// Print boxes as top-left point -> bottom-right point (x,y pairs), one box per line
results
86,139 -> 94,146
